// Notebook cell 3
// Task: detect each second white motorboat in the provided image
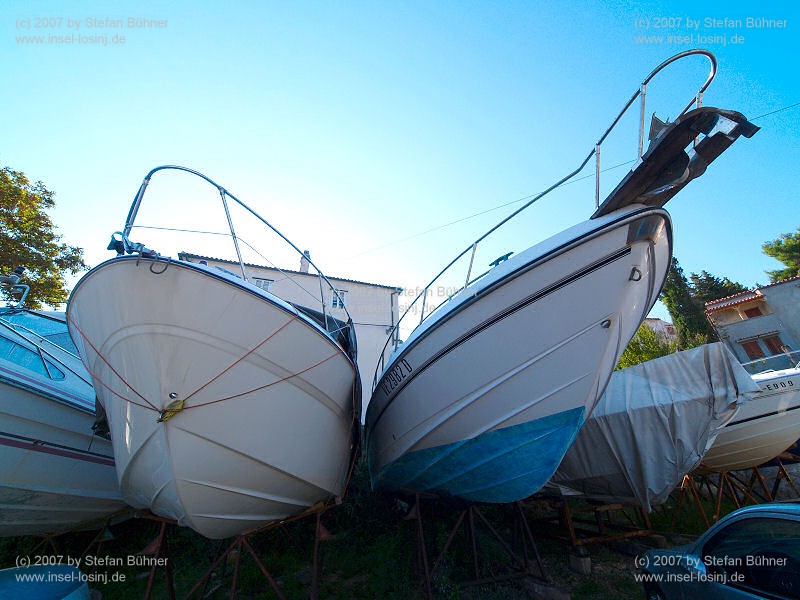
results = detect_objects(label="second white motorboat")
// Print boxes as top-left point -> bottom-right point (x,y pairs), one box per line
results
366,50 -> 758,503
67,167 -> 360,539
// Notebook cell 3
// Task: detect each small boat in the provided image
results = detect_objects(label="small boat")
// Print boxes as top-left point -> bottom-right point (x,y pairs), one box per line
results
67,166 -> 360,539
0,273 -> 127,537
549,343 -> 759,511
701,365 -> 800,472
366,50 -> 758,503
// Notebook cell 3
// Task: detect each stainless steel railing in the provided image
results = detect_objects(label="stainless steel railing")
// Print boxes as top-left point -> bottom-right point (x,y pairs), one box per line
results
372,49 -> 718,390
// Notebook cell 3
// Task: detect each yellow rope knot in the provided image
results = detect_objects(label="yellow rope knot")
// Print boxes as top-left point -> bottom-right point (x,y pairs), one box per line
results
158,398 -> 185,423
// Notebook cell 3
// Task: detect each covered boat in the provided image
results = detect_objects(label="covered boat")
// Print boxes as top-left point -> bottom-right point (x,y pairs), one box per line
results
67,167 -> 360,539
549,343 -> 759,511
701,365 -> 800,472
366,50 -> 758,503
0,274 -> 127,537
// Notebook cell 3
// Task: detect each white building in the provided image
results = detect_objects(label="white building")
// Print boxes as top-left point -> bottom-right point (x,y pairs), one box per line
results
642,317 -> 677,342
179,252 -> 401,418
705,275 -> 800,373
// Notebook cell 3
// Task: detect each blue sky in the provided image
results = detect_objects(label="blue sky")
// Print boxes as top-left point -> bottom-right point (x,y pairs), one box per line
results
2,1 -> 798,322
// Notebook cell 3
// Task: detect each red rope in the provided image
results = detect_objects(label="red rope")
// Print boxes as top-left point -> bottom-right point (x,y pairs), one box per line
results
67,316 -> 159,411
68,311 -> 349,417
184,350 -> 342,409
182,316 -> 297,404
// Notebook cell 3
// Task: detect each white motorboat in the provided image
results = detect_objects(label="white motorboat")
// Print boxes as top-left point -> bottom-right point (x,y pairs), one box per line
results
67,167 -> 360,539
702,365 -> 800,472
366,50 -> 758,503
0,275 -> 127,537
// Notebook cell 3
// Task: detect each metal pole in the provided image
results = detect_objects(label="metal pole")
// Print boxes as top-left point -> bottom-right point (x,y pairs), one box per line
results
464,243 -> 478,288
122,175 -> 151,237
594,144 -> 601,208
638,83 -> 648,158
219,188 -> 248,281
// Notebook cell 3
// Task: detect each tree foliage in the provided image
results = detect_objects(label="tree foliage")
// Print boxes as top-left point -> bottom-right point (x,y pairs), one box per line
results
689,270 -> 748,303
616,322 -> 678,370
0,166 -> 87,308
659,257 -> 718,347
762,227 -> 800,283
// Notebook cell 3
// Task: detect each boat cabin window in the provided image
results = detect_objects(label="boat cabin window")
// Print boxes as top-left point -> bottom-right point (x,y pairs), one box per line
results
42,331 -> 80,355
0,335 -> 66,380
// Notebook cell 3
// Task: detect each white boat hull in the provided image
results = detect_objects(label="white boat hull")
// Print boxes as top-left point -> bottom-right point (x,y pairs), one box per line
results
68,257 -> 357,539
0,311 -> 125,537
702,367 -> 800,471
366,205 -> 671,502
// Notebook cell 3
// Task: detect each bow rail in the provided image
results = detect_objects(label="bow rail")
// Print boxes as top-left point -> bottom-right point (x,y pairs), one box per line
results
372,49 -> 719,390
109,165 -> 354,337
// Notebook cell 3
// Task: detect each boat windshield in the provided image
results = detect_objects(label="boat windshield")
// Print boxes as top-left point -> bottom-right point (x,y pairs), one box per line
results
0,310 -> 79,356
0,332 -> 66,381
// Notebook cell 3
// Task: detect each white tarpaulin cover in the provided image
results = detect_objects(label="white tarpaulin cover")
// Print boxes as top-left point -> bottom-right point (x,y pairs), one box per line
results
548,343 -> 760,511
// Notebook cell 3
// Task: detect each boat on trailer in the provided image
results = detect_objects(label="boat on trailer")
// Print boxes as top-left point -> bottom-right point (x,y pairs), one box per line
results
702,365 -> 800,472
366,50 -> 758,503
67,167 -> 360,539
0,273 -> 127,537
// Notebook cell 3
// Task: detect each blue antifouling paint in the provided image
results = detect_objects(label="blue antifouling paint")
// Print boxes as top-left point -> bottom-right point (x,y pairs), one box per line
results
373,406 -> 585,503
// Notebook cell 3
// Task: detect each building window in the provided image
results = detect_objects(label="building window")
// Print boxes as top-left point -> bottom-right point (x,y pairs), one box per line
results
743,306 -> 763,318
763,335 -> 787,356
332,289 -> 346,309
741,340 -> 765,361
253,277 -> 273,292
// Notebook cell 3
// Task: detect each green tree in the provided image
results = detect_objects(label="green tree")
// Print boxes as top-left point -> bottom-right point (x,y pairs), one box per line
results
0,166 -> 87,308
689,270 -> 748,303
762,227 -> 800,283
659,257 -> 718,347
616,322 -> 678,370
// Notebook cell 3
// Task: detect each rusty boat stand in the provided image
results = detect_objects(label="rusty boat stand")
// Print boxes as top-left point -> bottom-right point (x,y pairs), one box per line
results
133,505 -> 335,600
401,492 -> 550,599
672,458 -> 800,527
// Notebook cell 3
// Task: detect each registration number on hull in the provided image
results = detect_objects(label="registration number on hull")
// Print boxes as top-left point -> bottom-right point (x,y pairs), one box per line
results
764,378 -> 795,392
381,359 -> 414,396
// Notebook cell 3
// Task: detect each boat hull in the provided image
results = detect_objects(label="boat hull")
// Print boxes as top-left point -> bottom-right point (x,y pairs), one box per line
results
702,368 -> 800,471
0,313 -> 124,537
68,257 -> 357,539
367,205 -> 672,502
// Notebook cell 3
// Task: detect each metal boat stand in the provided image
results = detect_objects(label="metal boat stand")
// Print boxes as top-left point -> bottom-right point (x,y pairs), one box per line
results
181,534 -> 286,600
135,512 -> 177,600
21,517 -> 122,572
538,498 -> 652,547
766,457 -> 800,500
22,533 -> 63,557
673,469 -> 775,526
177,507 -> 334,600
670,474 -> 712,530
403,494 -> 549,598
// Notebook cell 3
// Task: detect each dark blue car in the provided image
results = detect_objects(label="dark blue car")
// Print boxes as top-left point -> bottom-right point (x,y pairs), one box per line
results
641,503 -> 800,599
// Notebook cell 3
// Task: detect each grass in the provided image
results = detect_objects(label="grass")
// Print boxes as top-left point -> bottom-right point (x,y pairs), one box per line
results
0,461 -> 746,599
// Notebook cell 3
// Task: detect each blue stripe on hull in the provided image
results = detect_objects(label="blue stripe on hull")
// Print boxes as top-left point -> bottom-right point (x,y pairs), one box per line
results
371,406 -> 586,503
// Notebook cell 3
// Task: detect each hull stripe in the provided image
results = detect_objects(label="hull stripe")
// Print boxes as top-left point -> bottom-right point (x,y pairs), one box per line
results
0,430 -> 115,467
371,245 -> 631,429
